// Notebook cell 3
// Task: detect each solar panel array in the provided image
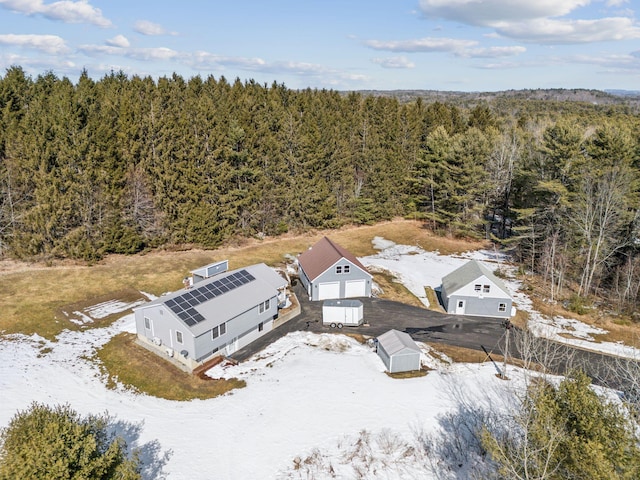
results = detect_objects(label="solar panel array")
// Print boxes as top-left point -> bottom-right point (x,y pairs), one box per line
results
164,269 -> 255,327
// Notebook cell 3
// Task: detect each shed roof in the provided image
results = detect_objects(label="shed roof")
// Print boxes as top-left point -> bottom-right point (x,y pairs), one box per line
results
138,263 -> 286,337
297,237 -> 370,282
377,329 -> 421,356
441,260 -> 511,298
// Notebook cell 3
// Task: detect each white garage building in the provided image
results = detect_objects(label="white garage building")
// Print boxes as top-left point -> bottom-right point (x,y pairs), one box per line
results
297,237 -> 373,301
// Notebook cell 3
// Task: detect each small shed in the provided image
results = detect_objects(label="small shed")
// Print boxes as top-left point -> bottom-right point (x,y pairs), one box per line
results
376,329 -> 421,373
322,299 -> 364,327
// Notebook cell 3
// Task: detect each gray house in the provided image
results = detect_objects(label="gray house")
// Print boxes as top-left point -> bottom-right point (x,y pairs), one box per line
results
377,329 -> 422,373
441,260 -> 513,319
134,262 -> 287,371
297,237 -> 372,301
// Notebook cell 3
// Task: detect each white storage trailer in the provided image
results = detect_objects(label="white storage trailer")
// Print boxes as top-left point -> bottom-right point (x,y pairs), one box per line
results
322,299 -> 364,328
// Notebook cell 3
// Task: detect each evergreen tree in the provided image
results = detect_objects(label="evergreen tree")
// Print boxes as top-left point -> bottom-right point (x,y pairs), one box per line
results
0,403 -> 141,480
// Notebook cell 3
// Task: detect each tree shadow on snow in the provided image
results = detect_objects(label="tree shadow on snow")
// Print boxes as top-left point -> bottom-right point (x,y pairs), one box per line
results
110,418 -> 173,480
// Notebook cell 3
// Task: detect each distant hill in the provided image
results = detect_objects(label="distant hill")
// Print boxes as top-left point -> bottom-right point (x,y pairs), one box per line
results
352,88 -> 640,108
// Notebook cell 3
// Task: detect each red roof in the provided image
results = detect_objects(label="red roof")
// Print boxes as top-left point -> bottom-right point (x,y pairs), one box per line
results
297,237 -> 370,281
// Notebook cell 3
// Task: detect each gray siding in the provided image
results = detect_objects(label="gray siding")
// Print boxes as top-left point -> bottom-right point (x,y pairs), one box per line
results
389,351 -> 421,373
193,293 -> 278,361
309,259 -> 371,301
298,267 -> 312,298
447,294 -> 512,319
377,344 -> 391,371
135,305 -> 196,359
377,344 -> 420,373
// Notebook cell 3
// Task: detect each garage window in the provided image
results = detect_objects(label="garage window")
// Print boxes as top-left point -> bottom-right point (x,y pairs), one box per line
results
343,265 -> 350,273
336,266 -> 342,274
483,285 -> 490,293
474,284 -> 481,292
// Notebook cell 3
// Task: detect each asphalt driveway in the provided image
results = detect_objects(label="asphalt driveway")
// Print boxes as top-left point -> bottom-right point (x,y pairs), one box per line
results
231,283 -> 508,362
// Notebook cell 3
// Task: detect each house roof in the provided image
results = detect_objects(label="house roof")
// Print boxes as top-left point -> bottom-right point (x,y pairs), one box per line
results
297,237 -> 370,282
138,263 -> 286,337
441,260 -> 511,298
377,329 -> 421,356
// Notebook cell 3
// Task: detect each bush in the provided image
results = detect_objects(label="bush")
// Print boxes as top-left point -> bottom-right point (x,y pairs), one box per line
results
0,403 -> 141,480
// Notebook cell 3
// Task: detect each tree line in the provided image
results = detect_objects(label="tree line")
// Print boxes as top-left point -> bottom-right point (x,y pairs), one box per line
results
1,67 -> 639,310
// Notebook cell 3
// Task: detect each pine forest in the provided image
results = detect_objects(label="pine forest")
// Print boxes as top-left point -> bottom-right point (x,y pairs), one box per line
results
1,67 -> 640,313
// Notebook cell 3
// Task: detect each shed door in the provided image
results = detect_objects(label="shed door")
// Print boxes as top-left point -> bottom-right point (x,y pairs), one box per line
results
345,279 -> 366,298
318,282 -> 340,300
455,299 -> 465,315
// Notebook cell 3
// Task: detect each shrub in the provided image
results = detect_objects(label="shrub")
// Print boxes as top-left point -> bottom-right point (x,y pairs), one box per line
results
0,403 -> 141,480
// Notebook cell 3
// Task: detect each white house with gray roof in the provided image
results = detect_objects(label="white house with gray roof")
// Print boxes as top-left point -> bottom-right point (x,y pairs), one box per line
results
441,260 -> 514,319
134,262 -> 287,371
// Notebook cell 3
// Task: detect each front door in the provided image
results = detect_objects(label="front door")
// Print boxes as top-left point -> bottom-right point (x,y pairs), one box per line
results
455,299 -> 465,315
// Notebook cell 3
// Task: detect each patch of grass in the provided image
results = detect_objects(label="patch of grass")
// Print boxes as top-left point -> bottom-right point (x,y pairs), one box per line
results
428,342 -> 499,363
371,270 -> 426,308
0,219 -> 486,340
385,368 -> 430,379
96,333 -> 245,401
424,286 -> 444,312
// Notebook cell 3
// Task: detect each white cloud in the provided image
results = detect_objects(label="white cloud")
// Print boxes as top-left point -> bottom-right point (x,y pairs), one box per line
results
79,44 -> 178,61
0,0 -> 111,27
459,45 -> 527,58
569,51 -> 640,70
134,20 -> 176,36
496,17 -> 640,44
419,0 -> 589,25
364,36 -> 525,59
0,33 -> 69,54
106,35 -> 129,48
371,56 -> 416,69
419,0 -> 640,45
365,37 -> 477,53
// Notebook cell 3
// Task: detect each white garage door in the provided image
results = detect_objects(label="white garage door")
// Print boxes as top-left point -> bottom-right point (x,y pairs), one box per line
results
345,279 -> 366,298
318,282 -> 340,300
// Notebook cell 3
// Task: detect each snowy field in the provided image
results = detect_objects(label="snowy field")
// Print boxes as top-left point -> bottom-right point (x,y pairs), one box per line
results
1,237 -> 638,479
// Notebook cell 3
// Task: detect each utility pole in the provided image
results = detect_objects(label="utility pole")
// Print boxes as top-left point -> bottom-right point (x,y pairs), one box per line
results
503,319 -> 512,379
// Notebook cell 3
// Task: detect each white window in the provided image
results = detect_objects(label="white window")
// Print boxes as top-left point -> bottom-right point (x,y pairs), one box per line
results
343,265 -> 350,274
259,299 -> 270,313
212,323 -> 226,340
499,303 -> 507,312
144,317 -> 151,330
474,284 -> 481,292
176,330 -> 183,344
336,266 -> 342,274
483,285 -> 490,293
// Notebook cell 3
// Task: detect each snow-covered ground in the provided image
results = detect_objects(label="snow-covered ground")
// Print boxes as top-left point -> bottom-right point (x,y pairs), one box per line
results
1,237 -> 638,479
362,237 -> 640,359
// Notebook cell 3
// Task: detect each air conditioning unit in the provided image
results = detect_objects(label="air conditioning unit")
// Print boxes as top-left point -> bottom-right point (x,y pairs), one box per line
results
152,337 -> 162,346
165,348 -> 174,358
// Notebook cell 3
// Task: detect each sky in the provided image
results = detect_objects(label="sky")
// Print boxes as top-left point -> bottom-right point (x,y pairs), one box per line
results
0,0 -> 639,92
